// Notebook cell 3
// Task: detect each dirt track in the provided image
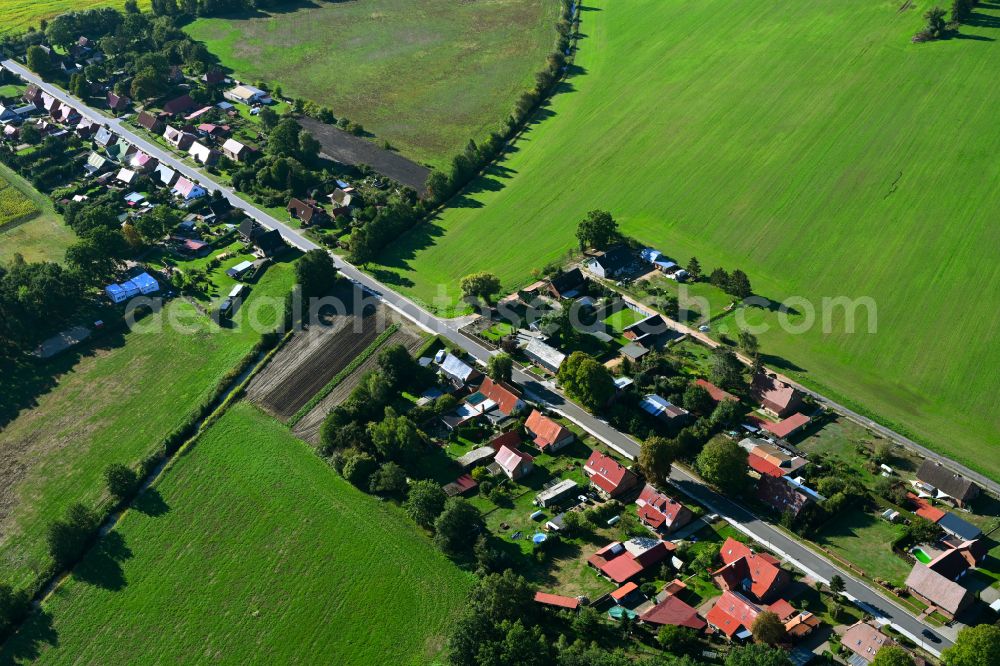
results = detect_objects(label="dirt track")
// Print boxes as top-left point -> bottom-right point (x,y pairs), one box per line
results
298,117 -> 430,193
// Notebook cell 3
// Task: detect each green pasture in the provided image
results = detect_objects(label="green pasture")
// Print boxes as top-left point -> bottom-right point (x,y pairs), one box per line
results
373,0 -> 1000,479
0,261 -> 295,592
185,0 -> 558,167
1,403 -> 472,665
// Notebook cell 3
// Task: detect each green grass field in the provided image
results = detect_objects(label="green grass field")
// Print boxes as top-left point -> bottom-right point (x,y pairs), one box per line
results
0,163 -> 75,265
0,403 -> 472,665
373,0 -> 1000,479
0,0 -> 149,34
815,510 -> 912,586
0,262 -> 294,592
185,0 -> 558,167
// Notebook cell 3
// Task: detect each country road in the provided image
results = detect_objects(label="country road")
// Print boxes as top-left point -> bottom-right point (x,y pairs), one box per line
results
3,60 -> 954,654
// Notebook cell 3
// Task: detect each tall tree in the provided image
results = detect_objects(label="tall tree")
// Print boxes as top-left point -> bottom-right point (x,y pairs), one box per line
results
942,624 -> 1000,666
696,437 -> 750,493
737,329 -> 760,359
26,45 -> 51,75
487,353 -> 513,383
871,646 -> 916,666
558,351 -> 615,411
104,463 -> 139,501
433,498 -> 484,556
685,256 -> 702,280
367,408 -> 422,463
295,249 -> 338,299
404,480 -> 447,529
751,610 -> 784,645
459,272 -> 501,304
575,209 -> 619,250
639,435 -> 678,486
710,348 -> 745,390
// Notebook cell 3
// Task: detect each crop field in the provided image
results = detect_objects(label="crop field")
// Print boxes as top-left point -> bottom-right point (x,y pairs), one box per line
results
374,0 -> 1000,479
246,294 -> 386,420
0,164 -> 75,265
292,321 -> 426,443
0,403 -> 472,665
0,0 -> 150,35
185,0 -> 559,167
0,262 -> 295,592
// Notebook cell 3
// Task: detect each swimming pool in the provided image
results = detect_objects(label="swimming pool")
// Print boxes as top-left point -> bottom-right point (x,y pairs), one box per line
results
912,547 -> 932,564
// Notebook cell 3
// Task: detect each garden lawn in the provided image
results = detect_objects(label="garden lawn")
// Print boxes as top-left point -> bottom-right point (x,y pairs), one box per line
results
185,0 -> 558,167
0,403 -> 472,665
0,0 -> 150,35
373,0 -> 1000,480
815,509 -> 912,586
0,261 -> 295,592
0,162 -> 75,264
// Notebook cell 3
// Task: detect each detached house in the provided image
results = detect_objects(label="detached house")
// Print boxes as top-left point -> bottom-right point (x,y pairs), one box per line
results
188,141 -> 218,165
705,590 -> 762,641
525,409 -> 575,453
584,245 -> 633,279
162,94 -> 195,116
904,565 -> 973,619
495,444 -> 534,481
712,537 -> 790,603
636,484 -> 694,535
106,92 -> 130,113
842,622 -> 895,665
751,373 -> 804,418
286,198 -> 329,226
547,268 -> 586,299
136,110 -> 164,133
164,125 -> 195,150
172,177 -> 206,201
221,137 -> 249,162
584,451 -> 639,499
588,538 -> 673,583
478,377 -> 524,416
916,460 -> 980,508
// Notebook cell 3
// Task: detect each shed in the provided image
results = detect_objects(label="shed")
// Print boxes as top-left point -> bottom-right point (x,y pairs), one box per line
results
535,479 -> 580,508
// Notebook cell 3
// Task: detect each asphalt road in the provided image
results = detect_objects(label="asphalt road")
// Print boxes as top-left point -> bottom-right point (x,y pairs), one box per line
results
4,60 -> 951,654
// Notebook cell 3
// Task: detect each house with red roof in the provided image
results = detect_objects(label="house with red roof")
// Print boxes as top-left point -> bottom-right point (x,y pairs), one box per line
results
713,537 -> 790,602
695,379 -> 739,404
639,594 -> 706,630
610,581 -> 642,606
587,537 -> 674,583
525,409 -> 574,452
495,444 -> 533,481
759,412 -> 811,439
488,430 -> 522,453
751,373 -> 804,418
635,484 -> 694,535
162,94 -> 195,116
907,493 -> 945,523
767,599 -> 820,638
534,592 -> 580,611
584,451 -> 639,499
705,590 -> 762,640
478,377 -> 525,416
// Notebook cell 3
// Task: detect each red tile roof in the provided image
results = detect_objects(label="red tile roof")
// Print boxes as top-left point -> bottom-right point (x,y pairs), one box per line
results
705,590 -> 762,638
584,451 -> 638,496
715,538 -> 788,601
525,409 -> 574,450
907,493 -> 945,522
479,377 -> 522,416
640,595 -> 707,629
611,581 -> 639,601
748,452 -> 786,478
534,592 -> 579,610
488,430 -> 522,453
696,379 -> 738,403
761,412 -> 811,438
767,599 -> 796,622
588,539 -> 672,583
636,484 -> 692,532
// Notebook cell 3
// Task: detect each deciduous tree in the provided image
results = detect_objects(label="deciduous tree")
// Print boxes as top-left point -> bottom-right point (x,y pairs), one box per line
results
433,497 -> 484,556
751,610 -> 784,645
104,463 -> 139,501
405,480 -> 447,529
872,646 -> 916,666
942,625 -> 1000,666
575,209 -> 619,250
460,272 -> 501,304
487,353 -> 513,383
696,437 -> 749,493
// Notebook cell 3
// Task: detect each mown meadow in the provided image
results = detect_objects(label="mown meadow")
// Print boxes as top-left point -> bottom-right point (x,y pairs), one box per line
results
0,403 -> 472,665
0,261 -> 295,593
185,0 -> 559,167
373,0 -> 1000,479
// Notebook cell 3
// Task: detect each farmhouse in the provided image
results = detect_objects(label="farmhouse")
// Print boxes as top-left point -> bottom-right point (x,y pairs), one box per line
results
164,125 -> 195,150
842,621 -> 895,665
136,110 -> 164,133
639,594 -> 706,630
494,444 -> 533,481
742,438 -> 808,476
237,219 -> 287,258
713,537 -> 790,602
287,198 -> 329,226
547,268 -> 586,299
584,450 -> 639,499
188,141 -> 218,165
635,484 -> 693,535
904,564 -> 973,619
583,245 -> 633,279
755,473 -> 817,518
225,84 -> 271,105
587,538 -> 674,583
916,460 -> 980,507
222,137 -> 250,162
162,94 -> 195,116
751,373 -> 804,418
525,409 -> 574,452
759,412 -> 811,439
172,177 -> 206,201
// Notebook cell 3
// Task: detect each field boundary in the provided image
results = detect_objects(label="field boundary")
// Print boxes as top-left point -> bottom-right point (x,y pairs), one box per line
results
287,323 -> 400,427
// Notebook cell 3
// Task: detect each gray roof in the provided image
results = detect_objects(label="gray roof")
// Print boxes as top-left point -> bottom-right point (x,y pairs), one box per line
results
440,353 -> 477,384
938,512 -> 982,541
917,460 -> 979,502
456,446 -> 496,469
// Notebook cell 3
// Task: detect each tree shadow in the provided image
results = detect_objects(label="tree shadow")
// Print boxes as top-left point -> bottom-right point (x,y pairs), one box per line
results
0,609 -> 58,662
71,531 -> 133,591
134,487 -> 170,517
759,353 -> 806,373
